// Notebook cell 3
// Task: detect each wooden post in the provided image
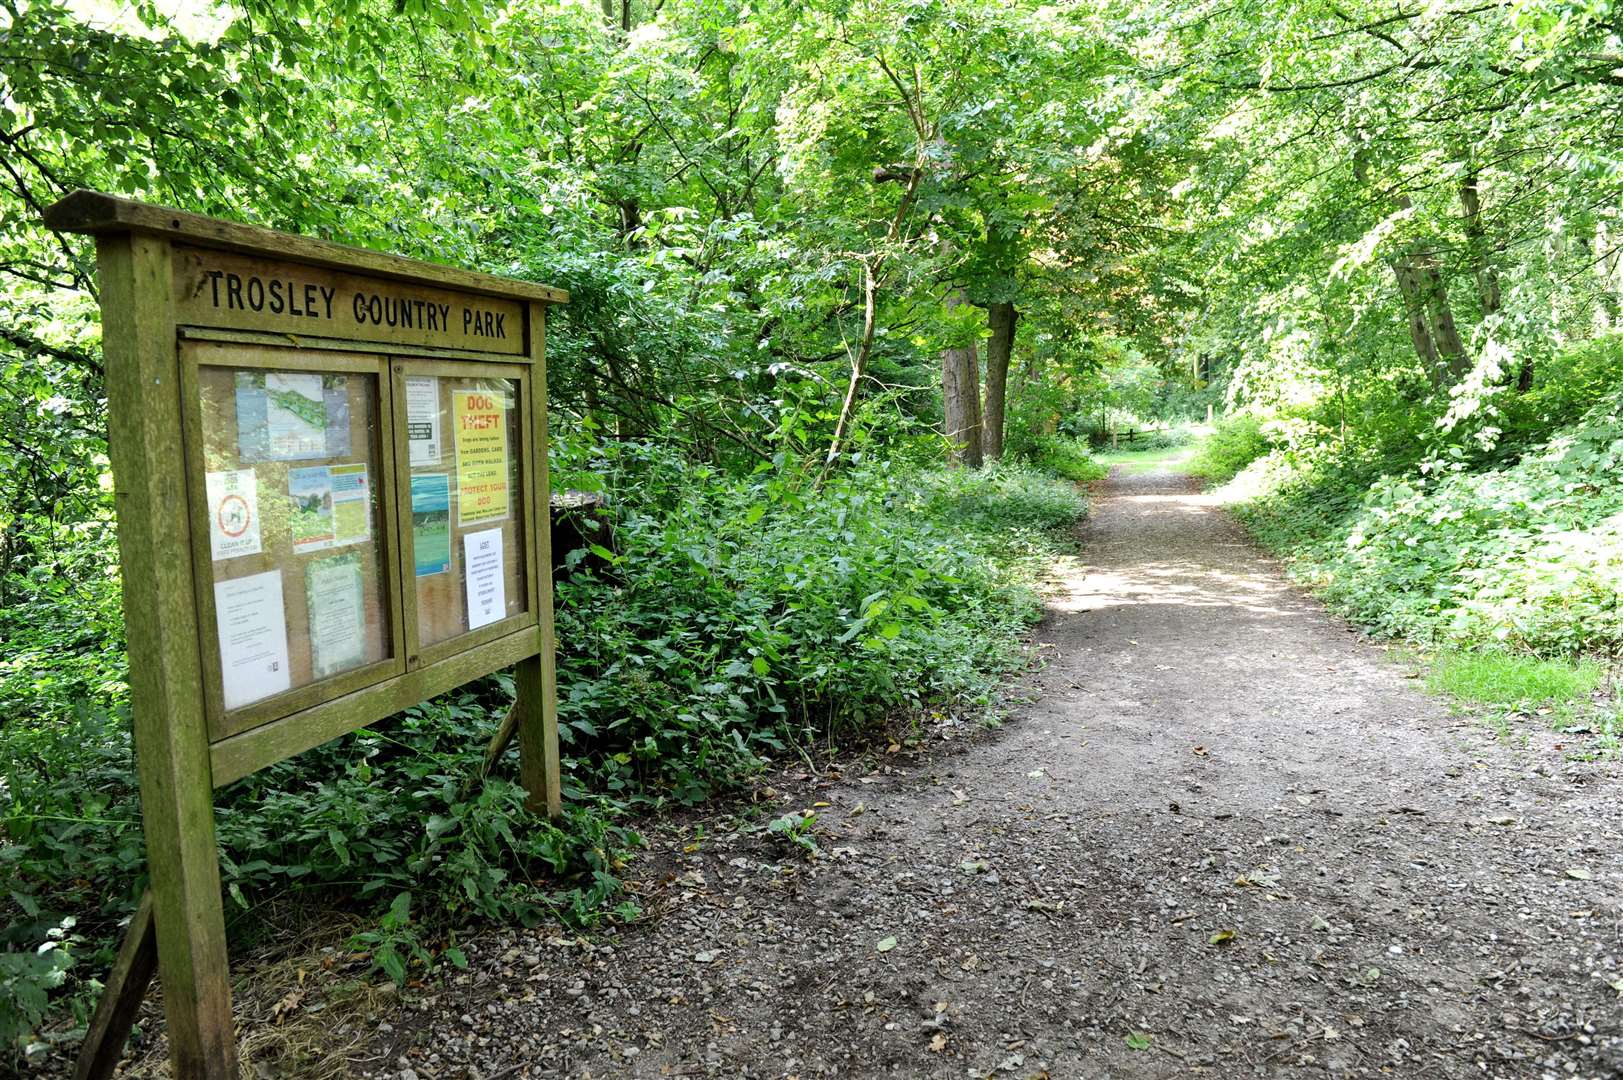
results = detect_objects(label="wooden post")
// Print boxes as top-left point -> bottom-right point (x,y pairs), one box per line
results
98,233 -> 238,1078
73,889 -> 157,1080
521,300 -> 561,817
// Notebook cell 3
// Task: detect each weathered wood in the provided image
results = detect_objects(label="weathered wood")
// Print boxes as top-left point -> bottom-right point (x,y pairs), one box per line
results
522,301 -> 562,817
44,190 -> 568,305
173,247 -> 527,356
73,889 -> 158,1080
99,232 -> 239,1078
209,624 -> 543,786
48,193 -> 570,1080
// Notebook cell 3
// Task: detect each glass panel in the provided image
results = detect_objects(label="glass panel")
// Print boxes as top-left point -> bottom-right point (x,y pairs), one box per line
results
196,353 -> 391,711
403,371 -> 527,647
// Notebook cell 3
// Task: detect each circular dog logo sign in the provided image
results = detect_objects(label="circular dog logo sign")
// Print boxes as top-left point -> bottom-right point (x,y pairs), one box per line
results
218,493 -> 251,537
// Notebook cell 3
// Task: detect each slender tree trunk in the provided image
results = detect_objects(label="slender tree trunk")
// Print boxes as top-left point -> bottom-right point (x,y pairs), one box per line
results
823,258 -> 878,473
941,287 -> 982,467
1459,171 -> 1501,317
1460,170 -> 1530,391
980,301 -> 1017,462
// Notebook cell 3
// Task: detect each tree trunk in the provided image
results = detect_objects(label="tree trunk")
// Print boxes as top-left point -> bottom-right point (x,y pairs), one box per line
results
823,258 -> 878,473
1420,262 -> 1471,384
1389,255 -> 1439,374
1459,171 -> 1501,317
980,301 -> 1017,462
941,287 -> 982,467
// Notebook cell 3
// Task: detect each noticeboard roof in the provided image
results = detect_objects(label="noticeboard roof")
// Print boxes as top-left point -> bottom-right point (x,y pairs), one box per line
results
44,190 -> 569,306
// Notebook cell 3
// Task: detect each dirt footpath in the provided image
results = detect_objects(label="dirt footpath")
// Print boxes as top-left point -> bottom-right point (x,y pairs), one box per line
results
371,468 -> 1623,1080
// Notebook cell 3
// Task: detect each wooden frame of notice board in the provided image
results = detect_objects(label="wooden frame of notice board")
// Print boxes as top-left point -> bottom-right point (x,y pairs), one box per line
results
42,191 -> 569,1080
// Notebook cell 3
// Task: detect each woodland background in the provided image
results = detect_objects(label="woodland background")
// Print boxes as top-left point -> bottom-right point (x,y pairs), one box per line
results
3,0 -> 1622,1064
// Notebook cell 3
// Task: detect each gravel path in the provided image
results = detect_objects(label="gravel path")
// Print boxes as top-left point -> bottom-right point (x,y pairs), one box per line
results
370,467 -> 1623,1080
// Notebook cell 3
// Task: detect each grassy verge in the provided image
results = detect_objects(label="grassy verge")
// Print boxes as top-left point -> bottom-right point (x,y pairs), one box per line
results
1094,443 -> 1200,475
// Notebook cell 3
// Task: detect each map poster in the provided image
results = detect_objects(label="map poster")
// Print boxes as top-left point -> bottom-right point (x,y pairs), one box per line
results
411,473 -> 451,577
463,527 -> 505,630
306,553 -> 366,679
205,467 -> 261,560
265,372 -> 327,459
406,375 -> 441,466
452,388 -> 510,526
214,570 -> 291,709
288,466 -> 335,553
329,463 -> 370,547
235,371 -> 351,460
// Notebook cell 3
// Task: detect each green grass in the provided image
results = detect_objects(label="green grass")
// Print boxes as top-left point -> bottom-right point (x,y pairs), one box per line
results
1094,442 -> 1200,475
1427,649 -> 1603,707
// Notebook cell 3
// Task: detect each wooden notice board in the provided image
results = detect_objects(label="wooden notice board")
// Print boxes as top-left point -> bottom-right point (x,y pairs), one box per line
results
42,191 -> 569,1080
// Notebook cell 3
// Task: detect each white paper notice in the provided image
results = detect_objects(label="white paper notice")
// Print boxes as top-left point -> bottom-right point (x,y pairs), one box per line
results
214,570 -> 291,709
306,554 -> 366,679
206,468 -> 261,560
406,375 -> 441,466
463,528 -> 505,630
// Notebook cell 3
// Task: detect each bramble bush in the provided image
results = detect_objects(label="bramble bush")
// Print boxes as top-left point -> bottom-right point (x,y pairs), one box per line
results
1,442 -> 1084,1060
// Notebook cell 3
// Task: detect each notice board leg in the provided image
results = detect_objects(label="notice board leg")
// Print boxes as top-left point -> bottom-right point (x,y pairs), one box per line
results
516,652 -> 560,818
73,888 -> 158,1080
99,233 -> 240,1080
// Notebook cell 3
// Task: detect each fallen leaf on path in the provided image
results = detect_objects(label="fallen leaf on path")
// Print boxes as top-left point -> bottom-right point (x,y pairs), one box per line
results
951,788 -> 969,805
928,1033 -> 947,1052
1125,1032 -> 1151,1050
876,936 -> 898,953
1208,929 -> 1235,946
960,859 -> 989,873
1566,868 -> 1592,880
1192,746 -> 1209,757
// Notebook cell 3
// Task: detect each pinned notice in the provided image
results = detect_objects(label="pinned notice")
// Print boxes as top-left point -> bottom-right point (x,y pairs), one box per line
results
411,473 -> 451,577
463,527 -> 506,630
215,570 -> 291,709
306,553 -> 366,679
329,463 -> 371,548
206,468 -> 261,560
265,372 -> 327,459
406,376 -> 441,466
288,466 -> 336,553
453,388 -> 510,526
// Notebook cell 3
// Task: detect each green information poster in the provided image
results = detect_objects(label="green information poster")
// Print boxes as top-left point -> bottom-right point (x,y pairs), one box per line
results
411,473 -> 451,577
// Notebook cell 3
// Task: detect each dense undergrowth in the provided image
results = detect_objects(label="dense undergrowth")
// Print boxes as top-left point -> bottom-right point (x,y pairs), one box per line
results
1204,336 -> 1623,665
0,442 -> 1086,1058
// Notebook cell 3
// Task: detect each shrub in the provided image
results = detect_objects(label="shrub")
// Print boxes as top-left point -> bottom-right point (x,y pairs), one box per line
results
1188,414 -> 1269,483
1,445 -> 1086,1051
1231,385 -> 1623,659
1024,436 -> 1109,484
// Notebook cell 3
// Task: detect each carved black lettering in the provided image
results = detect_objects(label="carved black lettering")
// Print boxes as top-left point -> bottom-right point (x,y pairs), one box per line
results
463,307 -> 474,335
226,273 -> 244,310
353,293 -> 367,324
303,283 -> 319,318
493,312 -> 505,338
246,276 -> 264,311
319,285 -> 335,319
207,270 -> 224,307
268,278 -> 285,314
438,302 -> 451,331
398,298 -> 413,329
384,297 -> 399,327
413,299 -> 427,328
287,279 -> 303,316
368,295 -> 383,324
